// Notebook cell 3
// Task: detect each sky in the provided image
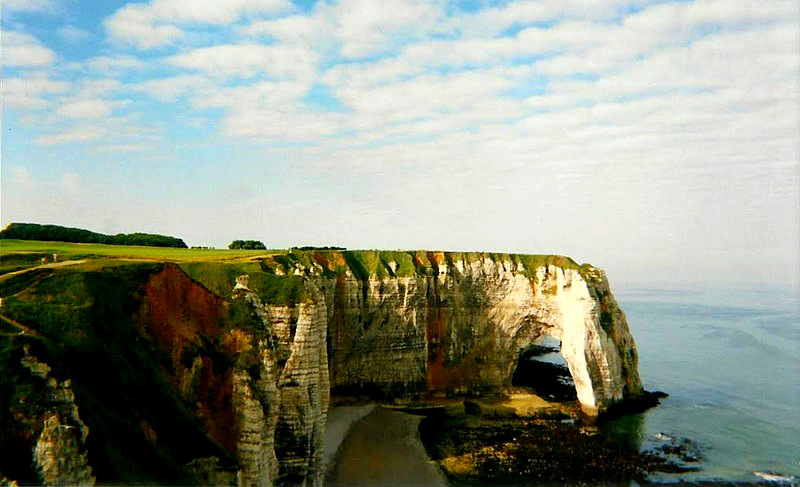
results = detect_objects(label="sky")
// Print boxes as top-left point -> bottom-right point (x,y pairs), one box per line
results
1,0 -> 799,287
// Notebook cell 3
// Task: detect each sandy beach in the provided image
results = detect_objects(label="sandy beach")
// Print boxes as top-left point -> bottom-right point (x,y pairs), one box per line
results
325,406 -> 447,486
322,404 -> 376,474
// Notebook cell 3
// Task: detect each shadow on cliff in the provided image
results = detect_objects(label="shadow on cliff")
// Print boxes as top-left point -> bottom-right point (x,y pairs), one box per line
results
1,263 -> 237,484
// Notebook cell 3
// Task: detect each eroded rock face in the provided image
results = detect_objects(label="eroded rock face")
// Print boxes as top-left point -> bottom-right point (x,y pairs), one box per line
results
4,252 -> 642,486
321,254 -> 642,415
137,265 -> 329,486
272,285 -> 329,486
22,348 -> 95,486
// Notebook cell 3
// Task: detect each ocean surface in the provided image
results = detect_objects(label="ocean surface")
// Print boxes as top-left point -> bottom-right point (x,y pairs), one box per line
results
604,285 -> 800,483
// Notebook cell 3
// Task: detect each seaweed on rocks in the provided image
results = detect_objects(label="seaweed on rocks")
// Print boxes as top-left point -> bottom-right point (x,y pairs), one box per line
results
418,402 -> 695,486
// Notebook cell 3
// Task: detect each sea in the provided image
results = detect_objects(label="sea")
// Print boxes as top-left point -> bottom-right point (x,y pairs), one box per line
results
604,285 -> 800,484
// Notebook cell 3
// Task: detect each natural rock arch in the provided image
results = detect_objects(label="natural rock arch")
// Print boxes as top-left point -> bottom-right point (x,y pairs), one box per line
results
511,334 -> 577,402
496,265 -> 643,415
324,257 -> 643,416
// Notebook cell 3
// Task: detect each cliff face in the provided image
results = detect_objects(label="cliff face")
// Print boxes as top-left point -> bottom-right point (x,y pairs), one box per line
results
312,252 -> 642,415
21,348 -> 95,486
1,263 -> 328,487
1,250 -> 643,486
136,267 -> 329,486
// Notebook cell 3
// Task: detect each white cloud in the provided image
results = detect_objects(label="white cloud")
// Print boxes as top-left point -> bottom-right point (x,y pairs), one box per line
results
241,14 -> 329,46
91,143 -> 150,153
180,79 -> 337,140
329,0 -> 445,58
1,0 -> 55,13
105,14 -> 183,49
3,0 -> 796,285
46,78 -> 126,119
57,25 -> 90,43
165,43 -> 318,80
1,75 -> 70,108
1,31 -> 56,67
445,0 -> 633,37
105,0 -> 294,49
56,99 -> 115,119
189,79 -> 307,109
624,0 -> 798,34
84,55 -> 148,74
321,36 -> 522,87
132,74 -> 212,102
34,126 -> 107,145
6,167 -> 35,187
221,106 -> 346,140
334,66 -> 530,121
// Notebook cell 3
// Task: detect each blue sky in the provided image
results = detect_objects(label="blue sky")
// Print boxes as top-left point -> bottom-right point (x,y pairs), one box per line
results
2,0 -> 799,286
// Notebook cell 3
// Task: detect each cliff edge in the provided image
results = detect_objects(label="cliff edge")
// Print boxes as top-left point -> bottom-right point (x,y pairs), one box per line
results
269,250 -> 643,416
0,246 -> 644,486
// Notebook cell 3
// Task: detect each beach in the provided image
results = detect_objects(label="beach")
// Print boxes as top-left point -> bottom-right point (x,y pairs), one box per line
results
324,406 -> 447,486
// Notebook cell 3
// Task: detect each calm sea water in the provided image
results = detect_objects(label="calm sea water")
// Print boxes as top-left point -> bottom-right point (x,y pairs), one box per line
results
605,285 -> 800,483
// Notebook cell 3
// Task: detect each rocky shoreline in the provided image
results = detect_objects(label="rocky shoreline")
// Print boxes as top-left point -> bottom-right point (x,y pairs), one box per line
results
322,394 -> 794,487
412,397 -> 698,486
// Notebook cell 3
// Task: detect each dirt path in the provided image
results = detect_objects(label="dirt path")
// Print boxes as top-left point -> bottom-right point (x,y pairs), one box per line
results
0,259 -> 88,280
325,406 -> 447,487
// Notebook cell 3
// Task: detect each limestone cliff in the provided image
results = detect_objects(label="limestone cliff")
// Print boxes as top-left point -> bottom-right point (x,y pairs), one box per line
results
136,267 -> 329,486
21,347 -> 95,486
269,250 -> 643,415
0,262 -> 329,487
1,249 -> 644,486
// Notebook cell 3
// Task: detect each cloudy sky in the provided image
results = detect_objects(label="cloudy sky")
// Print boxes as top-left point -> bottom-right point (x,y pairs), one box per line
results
2,0 -> 798,286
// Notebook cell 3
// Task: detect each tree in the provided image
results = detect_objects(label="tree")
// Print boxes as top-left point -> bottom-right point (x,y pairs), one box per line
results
0,223 -> 187,248
228,240 -> 266,250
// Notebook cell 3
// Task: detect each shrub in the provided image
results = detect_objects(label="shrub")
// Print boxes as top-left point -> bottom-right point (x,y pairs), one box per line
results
227,240 -> 266,250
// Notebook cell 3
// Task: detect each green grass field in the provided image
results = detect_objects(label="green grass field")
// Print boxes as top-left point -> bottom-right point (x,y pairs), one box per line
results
0,239 -> 274,261
0,239 -> 592,283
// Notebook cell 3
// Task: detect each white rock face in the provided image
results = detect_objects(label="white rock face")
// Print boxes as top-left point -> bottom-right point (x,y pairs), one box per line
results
231,278 -> 329,486
321,256 -> 642,415
273,283 -> 329,486
22,347 -> 95,486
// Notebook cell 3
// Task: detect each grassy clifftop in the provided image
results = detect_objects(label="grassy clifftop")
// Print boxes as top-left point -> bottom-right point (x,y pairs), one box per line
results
1,239 -> 597,293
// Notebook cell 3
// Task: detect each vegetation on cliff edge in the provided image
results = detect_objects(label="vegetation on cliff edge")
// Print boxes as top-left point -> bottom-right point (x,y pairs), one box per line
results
1,239 -> 600,291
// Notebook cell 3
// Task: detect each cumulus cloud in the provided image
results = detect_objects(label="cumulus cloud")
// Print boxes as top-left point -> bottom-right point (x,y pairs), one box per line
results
105,0 -> 294,48
1,75 -> 70,108
166,43 -> 318,80
56,99 -> 115,119
84,55 -> 148,74
1,31 -> 56,67
1,0 -> 56,13
241,14 -> 329,45
34,126 -> 107,145
132,74 -> 213,102
4,0 -> 798,283
328,0 -> 446,58
57,25 -> 90,43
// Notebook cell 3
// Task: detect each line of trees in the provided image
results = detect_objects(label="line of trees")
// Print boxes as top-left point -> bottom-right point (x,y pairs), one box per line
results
228,240 -> 266,250
0,223 -> 188,248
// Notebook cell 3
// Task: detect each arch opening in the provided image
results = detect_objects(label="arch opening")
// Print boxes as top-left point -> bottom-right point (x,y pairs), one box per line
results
512,334 -> 577,402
